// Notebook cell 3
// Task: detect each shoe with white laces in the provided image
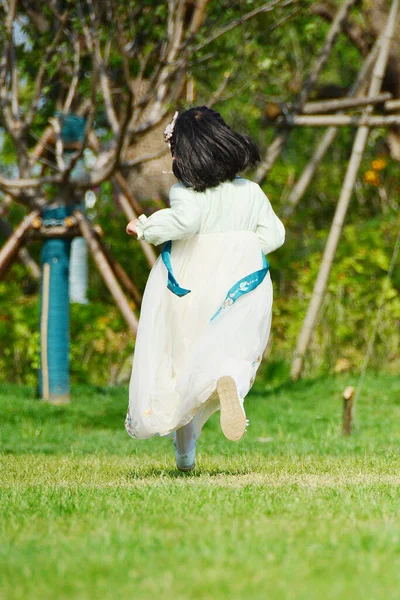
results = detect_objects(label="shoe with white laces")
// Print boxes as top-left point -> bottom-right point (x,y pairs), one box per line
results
173,434 -> 196,472
217,376 -> 248,441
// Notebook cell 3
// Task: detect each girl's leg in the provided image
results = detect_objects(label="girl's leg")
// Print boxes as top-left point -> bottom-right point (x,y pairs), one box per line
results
174,420 -> 197,472
175,420 -> 196,455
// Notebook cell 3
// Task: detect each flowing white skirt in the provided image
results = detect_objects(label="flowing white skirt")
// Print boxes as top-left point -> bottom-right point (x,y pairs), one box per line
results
125,231 -> 273,439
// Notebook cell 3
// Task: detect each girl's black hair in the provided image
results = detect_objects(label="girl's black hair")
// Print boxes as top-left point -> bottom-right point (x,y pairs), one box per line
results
169,106 -> 260,192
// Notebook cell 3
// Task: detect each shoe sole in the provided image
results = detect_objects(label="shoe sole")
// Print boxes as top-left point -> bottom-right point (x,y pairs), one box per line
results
177,463 -> 195,473
217,376 -> 246,441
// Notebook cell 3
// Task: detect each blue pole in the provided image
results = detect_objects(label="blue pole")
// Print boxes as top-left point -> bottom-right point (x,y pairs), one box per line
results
39,206 -> 72,404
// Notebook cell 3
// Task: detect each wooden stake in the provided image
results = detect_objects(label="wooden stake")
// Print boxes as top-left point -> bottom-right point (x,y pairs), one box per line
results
290,0 -> 399,381
343,386 -> 355,435
75,210 -> 139,334
254,0 -> 357,185
0,210 -> 39,280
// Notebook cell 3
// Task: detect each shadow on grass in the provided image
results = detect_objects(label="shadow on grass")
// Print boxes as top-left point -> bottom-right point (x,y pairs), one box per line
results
126,463 -> 254,480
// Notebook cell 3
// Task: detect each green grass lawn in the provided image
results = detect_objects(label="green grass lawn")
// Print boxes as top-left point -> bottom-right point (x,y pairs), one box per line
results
1,371 -> 400,600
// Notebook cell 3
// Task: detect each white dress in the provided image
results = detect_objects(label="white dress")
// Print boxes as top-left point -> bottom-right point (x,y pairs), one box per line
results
125,177 -> 285,440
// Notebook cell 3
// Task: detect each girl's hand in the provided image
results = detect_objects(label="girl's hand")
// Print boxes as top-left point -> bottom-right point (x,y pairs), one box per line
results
126,219 -> 139,237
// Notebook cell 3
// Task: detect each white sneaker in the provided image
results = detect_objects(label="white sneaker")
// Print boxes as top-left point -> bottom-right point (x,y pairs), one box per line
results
217,376 -> 248,441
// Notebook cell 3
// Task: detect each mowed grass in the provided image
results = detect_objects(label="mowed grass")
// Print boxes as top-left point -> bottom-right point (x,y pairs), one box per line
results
1,371 -> 400,600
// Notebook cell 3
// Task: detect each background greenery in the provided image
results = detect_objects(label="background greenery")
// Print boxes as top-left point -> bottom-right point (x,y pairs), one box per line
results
0,0 -> 399,385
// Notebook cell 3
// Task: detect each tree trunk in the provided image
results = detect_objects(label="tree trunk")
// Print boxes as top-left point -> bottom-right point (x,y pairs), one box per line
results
290,0 -> 399,380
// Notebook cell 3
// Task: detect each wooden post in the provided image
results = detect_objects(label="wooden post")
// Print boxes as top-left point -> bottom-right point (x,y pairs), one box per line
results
290,0 -> 399,380
75,210 -> 139,334
0,211 -> 39,280
342,386 -> 355,435
254,0 -> 357,185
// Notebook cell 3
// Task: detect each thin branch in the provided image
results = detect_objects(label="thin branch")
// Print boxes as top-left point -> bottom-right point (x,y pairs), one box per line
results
24,12 -> 69,128
194,0 -> 295,52
63,37 -> 81,114
49,116 -> 66,171
119,147 -> 169,170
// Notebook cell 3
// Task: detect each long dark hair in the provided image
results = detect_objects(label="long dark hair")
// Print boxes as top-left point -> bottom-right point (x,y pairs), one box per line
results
169,106 -> 260,192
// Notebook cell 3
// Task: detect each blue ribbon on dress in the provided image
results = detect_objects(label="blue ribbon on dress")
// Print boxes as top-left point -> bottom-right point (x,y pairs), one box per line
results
210,252 -> 269,321
161,241 -> 270,319
161,241 -> 191,297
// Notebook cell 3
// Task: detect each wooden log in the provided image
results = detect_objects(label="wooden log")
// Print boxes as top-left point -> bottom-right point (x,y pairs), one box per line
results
285,34 -> 383,216
254,0 -> 357,185
290,0 -> 399,381
0,210 -> 39,280
94,231 -> 143,308
75,210 -> 139,334
342,386 -> 355,435
277,115 -> 400,127
385,99 -> 400,112
302,92 -> 392,114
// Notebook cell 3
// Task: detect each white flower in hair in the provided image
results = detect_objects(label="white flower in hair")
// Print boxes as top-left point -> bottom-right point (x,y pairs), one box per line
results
164,111 -> 179,145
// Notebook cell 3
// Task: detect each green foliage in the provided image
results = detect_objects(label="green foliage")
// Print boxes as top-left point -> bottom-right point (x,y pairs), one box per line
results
1,1 -> 399,384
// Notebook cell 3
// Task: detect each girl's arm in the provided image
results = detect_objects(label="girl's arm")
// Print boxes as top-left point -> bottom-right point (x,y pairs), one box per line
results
132,185 -> 201,246
255,186 -> 285,254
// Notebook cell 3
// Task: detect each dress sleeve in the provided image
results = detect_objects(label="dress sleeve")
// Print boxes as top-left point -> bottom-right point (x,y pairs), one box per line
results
255,185 -> 285,254
136,184 -> 202,246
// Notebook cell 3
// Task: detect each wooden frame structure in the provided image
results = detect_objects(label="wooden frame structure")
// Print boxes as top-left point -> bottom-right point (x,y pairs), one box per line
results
254,0 -> 399,380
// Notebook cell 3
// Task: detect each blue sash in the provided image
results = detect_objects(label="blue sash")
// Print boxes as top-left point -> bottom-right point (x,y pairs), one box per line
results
161,241 -> 191,297
161,241 -> 270,321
